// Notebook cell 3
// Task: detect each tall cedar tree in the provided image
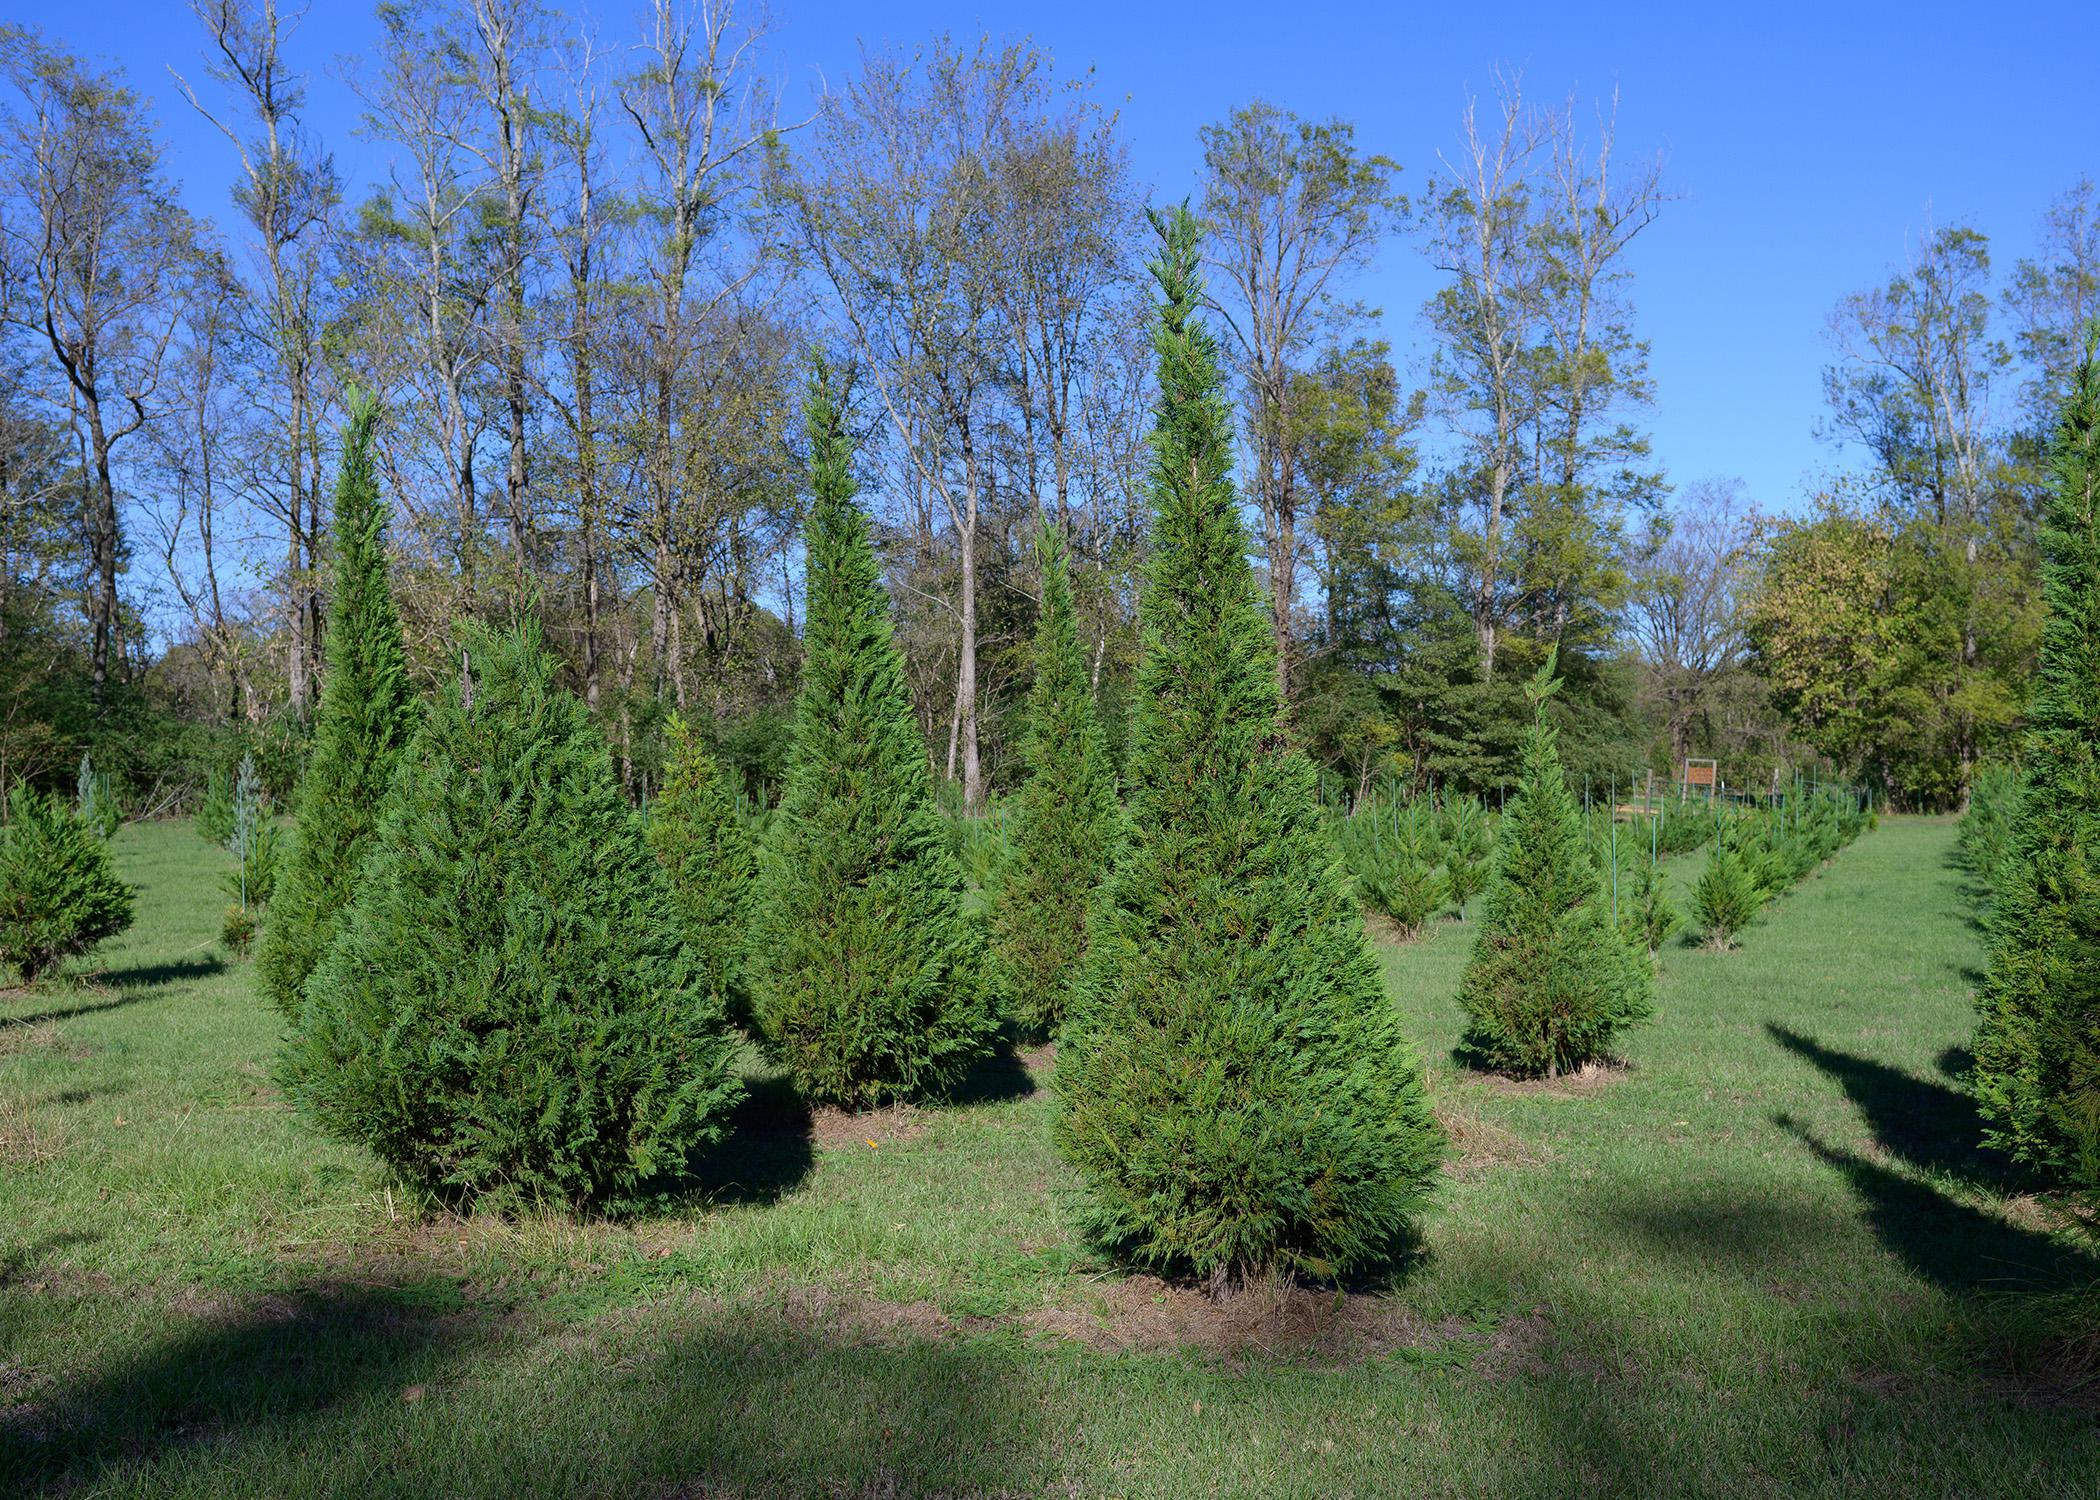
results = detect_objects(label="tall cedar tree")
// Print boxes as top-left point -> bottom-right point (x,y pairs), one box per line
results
986,522 -> 1121,1035
1457,656 -> 1654,1077
283,624 -> 742,1207
1972,326 -> 2100,1192
648,714 -> 759,1022
0,786 -> 134,981
1053,209 -> 1444,1290
257,392 -> 417,1019
743,372 -> 993,1109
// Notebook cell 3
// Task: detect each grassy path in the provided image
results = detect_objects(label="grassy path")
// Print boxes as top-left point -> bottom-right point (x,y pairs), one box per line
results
1,816 -> 2095,1497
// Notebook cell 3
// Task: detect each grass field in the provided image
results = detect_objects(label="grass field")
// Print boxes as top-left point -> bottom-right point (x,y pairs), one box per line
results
2,815 -> 2095,1497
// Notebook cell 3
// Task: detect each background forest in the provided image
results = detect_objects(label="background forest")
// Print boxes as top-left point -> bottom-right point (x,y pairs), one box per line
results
0,0 -> 2092,817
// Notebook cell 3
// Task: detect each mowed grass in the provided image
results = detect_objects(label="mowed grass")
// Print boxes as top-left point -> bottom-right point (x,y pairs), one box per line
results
1,816 -> 2095,1497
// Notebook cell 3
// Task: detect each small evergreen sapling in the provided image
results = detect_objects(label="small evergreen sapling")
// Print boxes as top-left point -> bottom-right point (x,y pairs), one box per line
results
1693,844 -> 1760,950
1620,849 -> 1683,960
282,623 -> 743,1208
74,754 -> 120,839
648,714 -> 759,1022
986,522 -> 1121,1036
1053,209 -> 1443,1288
1343,806 -> 1446,940
1972,326 -> 2100,1193
1440,794 -> 1491,915
743,371 -> 994,1109
0,786 -> 134,981
194,766 -> 235,848
258,392 -> 418,1018
1455,655 -> 1654,1078
220,754 -> 279,953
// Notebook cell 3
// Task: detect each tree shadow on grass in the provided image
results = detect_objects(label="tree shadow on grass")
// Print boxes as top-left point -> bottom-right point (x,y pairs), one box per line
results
942,1038 -> 1038,1108
1775,1113 -> 2098,1297
92,955 -> 226,990
680,1071 -> 816,1207
2,1283 -> 1043,1497
0,989 -> 164,1028
1,1283 -> 484,1494
1766,1023 -> 2005,1188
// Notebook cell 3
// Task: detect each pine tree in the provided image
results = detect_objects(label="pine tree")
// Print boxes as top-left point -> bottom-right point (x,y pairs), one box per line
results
1456,655 -> 1654,1077
282,623 -> 742,1207
194,765 -> 235,847
0,786 -> 134,981
257,392 -> 418,1020
1620,849 -> 1683,959
648,713 -> 759,1022
743,370 -> 994,1109
1693,844 -> 1761,949
1972,326 -> 2100,1193
985,522 -> 1120,1035
75,753 -> 119,839
1053,208 -> 1443,1289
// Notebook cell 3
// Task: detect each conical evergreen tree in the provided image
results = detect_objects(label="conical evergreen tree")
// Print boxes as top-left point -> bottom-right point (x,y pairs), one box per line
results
743,371 -> 993,1109
648,713 -> 759,1022
282,623 -> 742,1207
986,522 -> 1121,1035
1456,656 -> 1654,1077
257,392 -> 418,1020
0,786 -> 134,981
1053,209 -> 1443,1289
1973,326 -> 2100,1192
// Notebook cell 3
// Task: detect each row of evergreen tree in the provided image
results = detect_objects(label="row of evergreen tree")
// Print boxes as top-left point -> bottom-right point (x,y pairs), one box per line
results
245,210 -> 1684,1284
1969,327 -> 2100,1208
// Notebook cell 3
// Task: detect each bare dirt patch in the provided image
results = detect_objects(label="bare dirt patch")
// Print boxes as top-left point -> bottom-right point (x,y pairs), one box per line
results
1470,1309 -> 1555,1382
779,1283 -> 955,1341
1023,1274 -> 1482,1366
810,1103 -> 930,1151
0,1093 -> 67,1165
1477,1058 -> 1632,1098
0,1020 -> 61,1058
1437,1103 -> 1549,1177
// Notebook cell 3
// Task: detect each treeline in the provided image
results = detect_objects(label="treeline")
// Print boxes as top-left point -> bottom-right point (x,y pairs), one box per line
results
0,3 -> 2092,812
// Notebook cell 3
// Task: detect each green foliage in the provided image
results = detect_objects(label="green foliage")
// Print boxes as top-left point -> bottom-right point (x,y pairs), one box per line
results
221,754 -> 279,913
1054,209 -> 1443,1287
0,785 -> 134,981
986,524 -> 1120,1035
1694,844 -> 1762,949
1958,760 -> 2022,908
281,623 -> 743,1208
258,393 -> 419,1020
744,372 -> 993,1109
220,903 -> 257,958
74,753 -> 120,839
1439,794 -> 1492,912
647,714 -> 758,1022
1748,495 -> 2029,811
1336,804 -> 1446,938
193,765 -> 235,848
1619,851 -> 1684,959
1456,656 -> 1655,1077
1695,790 -> 1868,953
1973,330 -> 2100,1194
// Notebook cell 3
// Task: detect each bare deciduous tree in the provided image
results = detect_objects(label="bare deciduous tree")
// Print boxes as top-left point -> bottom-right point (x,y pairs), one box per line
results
0,28 -> 197,699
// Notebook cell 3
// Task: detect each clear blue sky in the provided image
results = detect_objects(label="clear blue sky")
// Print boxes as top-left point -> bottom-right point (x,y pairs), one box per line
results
17,0 -> 2100,514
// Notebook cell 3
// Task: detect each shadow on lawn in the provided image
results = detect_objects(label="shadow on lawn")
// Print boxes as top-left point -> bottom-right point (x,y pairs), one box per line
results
682,1072 -> 816,1206
93,954 -> 226,990
1775,1113 -> 2098,1297
1766,1023 -> 2004,1188
0,990 -> 162,1028
1,1283 -> 1042,1497
944,1038 -> 1038,1107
